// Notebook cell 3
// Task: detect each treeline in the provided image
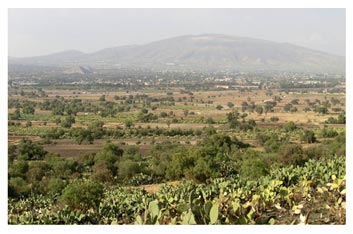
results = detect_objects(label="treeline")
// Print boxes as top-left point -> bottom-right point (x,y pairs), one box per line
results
40,123 -> 207,143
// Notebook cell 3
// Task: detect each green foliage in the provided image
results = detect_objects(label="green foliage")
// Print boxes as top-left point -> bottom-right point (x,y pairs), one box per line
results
282,121 -> 297,132
118,160 -> 143,179
99,95 -> 106,101
216,105 -> 223,110
314,106 -> 328,115
70,127 -> 94,144
124,119 -> 134,128
240,150 -> 269,180
46,178 -> 67,195
255,105 -> 263,115
325,114 -> 345,124
60,179 -> 104,211
60,115 -> 75,128
8,156 -> 346,224
300,130 -> 316,143
320,126 -> 338,138
26,161 -> 50,183
8,160 -> 29,178
93,141 -> 124,180
22,103 -> 35,115
17,139 -> 47,160
8,177 -> 31,198
45,153 -> 78,179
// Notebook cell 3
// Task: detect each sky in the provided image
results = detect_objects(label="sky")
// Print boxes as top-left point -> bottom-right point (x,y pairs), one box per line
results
8,8 -> 346,57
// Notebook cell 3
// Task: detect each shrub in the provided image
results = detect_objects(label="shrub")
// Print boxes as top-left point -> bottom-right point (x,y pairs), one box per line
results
282,121 -> 297,132
17,139 -> 47,160
8,160 -> 29,178
301,130 -> 316,143
118,159 -> 142,179
239,150 -> 269,180
8,177 -> 31,198
60,179 -> 103,211
278,143 -> 306,166
91,161 -> 114,183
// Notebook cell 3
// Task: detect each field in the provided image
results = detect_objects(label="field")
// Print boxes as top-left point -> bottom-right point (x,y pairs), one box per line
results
7,71 -> 346,224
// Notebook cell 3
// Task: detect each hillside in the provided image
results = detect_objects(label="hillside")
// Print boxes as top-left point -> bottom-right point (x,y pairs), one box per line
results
9,34 -> 345,72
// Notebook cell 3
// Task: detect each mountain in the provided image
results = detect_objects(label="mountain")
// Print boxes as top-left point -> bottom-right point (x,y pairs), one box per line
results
63,66 -> 94,74
9,50 -> 85,65
9,34 -> 345,72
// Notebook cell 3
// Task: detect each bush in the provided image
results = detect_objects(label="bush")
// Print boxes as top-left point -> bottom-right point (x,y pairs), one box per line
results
188,158 -> 212,183
91,161 -> 113,183
239,150 -> 269,180
320,127 -> 338,138
270,116 -> 279,122
60,179 -> 103,211
8,160 -> 29,178
278,143 -> 306,166
301,130 -> 316,143
17,139 -> 47,160
26,161 -> 50,183
282,121 -> 297,132
45,153 -> 77,179
216,105 -> 223,110
118,159 -> 142,179
8,177 -> 31,198
46,177 -> 67,195
304,145 -> 330,160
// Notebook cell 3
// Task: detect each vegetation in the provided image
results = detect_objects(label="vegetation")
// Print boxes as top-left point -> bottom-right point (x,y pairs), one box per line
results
8,69 -> 346,224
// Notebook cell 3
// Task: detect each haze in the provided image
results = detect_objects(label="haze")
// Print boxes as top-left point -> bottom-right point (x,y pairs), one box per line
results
8,8 -> 345,57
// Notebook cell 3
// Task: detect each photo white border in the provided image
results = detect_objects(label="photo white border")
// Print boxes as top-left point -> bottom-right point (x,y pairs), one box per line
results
1,1 -> 351,234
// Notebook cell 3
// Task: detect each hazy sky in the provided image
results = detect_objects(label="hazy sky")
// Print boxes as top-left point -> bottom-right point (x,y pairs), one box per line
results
8,8 -> 345,57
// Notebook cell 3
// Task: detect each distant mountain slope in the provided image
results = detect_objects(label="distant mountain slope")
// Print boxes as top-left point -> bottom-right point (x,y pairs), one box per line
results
63,66 -> 94,74
9,50 -> 85,65
9,34 -> 345,72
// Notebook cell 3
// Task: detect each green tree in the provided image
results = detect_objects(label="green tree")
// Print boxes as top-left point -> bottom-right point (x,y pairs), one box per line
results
8,160 -> 29,178
60,179 -> 103,211
124,119 -> 135,129
283,103 -> 292,112
240,150 -> 269,180
94,141 -> 123,177
22,104 -> 35,115
46,177 -> 67,195
17,139 -> 46,160
227,102 -> 234,108
99,95 -> 106,101
60,115 -> 75,128
189,158 -> 212,183
8,177 -> 31,198
314,106 -> 329,115
282,121 -> 297,132
117,160 -> 142,179
255,106 -> 264,115
216,105 -> 223,110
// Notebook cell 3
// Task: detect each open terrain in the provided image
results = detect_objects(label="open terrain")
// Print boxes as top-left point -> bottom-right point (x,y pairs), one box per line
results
8,67 -> 346,224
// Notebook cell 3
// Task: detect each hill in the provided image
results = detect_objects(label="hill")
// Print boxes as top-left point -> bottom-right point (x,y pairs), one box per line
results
9,34 -> 345,72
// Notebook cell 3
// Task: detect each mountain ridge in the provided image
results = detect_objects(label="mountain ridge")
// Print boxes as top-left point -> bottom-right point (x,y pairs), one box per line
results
9,34 -> 345,72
